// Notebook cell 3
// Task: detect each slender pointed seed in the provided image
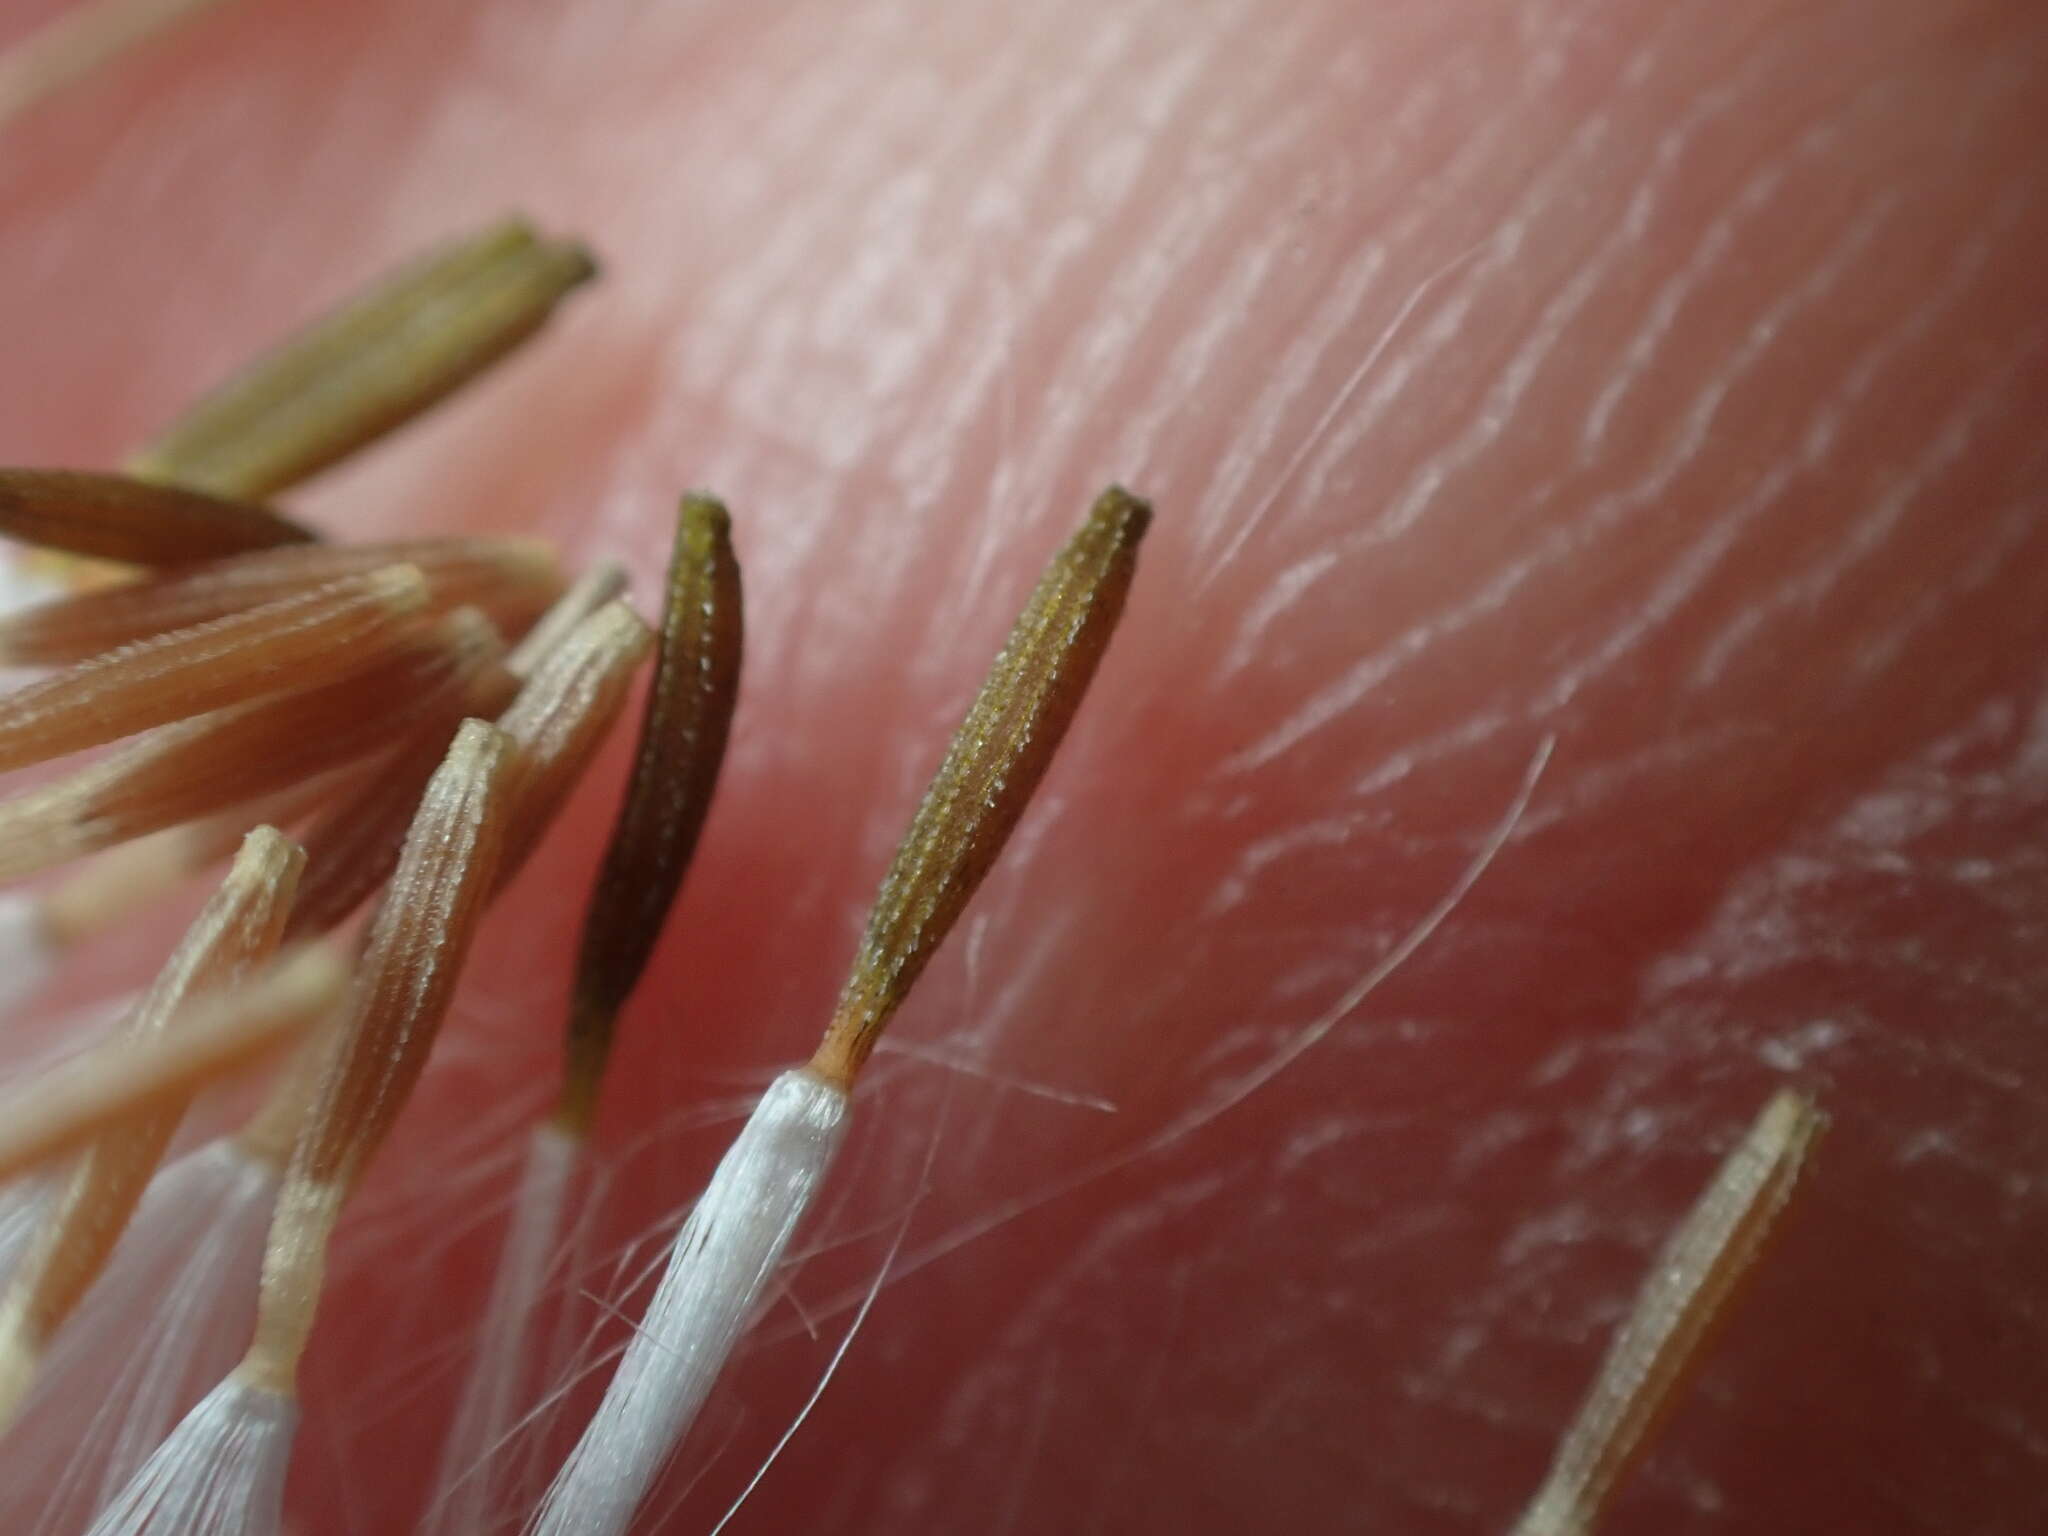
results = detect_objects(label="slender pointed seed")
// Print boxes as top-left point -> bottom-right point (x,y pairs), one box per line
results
0,827 -> 304,1425
0,534 -> 559,667
239,720 -> 515,1396
0,469 -> 316,566
1515,1091 -> 1826,1536
559,496 -> 742,1135
0,565 -> 429,774
0,608 -> 507,884
505,559 -> 629,677
0,943 -> 345,1185
809,485 -> 1150,1088
127,219 -> 598,501
495,601 -> 655,890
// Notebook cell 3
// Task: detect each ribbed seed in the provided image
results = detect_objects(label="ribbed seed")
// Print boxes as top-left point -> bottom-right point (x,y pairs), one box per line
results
810,487 -> 1149,1087
240,721 -> 514,1395
0,610 -> 506,882
0,942 -> 345,1186
0,535 -> 558,666
559,497 -> 742,1135
128,219 -> 597,500
495,601 -> 654,890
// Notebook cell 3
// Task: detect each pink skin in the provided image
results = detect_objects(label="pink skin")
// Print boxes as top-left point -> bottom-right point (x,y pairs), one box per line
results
0,0 -> 2044,1531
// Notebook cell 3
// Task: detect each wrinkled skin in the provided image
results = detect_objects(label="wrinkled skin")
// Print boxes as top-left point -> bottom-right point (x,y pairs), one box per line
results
1,0 -> 2044,1531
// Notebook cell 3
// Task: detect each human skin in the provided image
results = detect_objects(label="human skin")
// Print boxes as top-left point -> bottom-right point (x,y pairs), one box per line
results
0,0 -> 2044,1531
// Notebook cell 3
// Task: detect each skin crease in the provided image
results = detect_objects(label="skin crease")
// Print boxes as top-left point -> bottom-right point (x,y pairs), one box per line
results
0,0 -> 2044,1531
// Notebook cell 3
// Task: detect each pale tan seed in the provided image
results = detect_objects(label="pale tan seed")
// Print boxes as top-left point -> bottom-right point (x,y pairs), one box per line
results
0,942 -> 344,1186
505,560 -> 629,678
0,565 -> 428,775
240,720 -> 515,1395
0,468 -> 315,566
127,220 -> 596,501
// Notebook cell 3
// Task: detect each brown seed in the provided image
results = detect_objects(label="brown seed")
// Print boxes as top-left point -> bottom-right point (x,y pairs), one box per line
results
0,535 -> 559,667
0,469 -> 316,566
0,826 -> 304,1424
559,497 -> 742,1136
808,486 -> 1150,1089
0,609 -> 507,883
0,564 -> 428,775
1514,1091 -> 1826,1536
240,720 -> 514,1394
127,219 -> 597,501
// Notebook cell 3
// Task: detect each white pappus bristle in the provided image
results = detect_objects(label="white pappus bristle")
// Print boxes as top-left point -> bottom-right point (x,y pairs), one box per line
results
81,1373 -> 294,1536
0,890 -> 54,1025
424,1120 -> 580,1536
0,1139 -> 278,1533
530,1069 -> 850,1536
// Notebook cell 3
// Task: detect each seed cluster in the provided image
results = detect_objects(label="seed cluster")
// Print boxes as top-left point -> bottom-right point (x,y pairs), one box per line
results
0,217 -> 1156,1534
0,212 -> 1813,1536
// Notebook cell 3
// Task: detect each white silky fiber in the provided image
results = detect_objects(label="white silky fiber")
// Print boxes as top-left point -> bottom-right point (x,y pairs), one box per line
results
530,1069 -> 850,1536
82,1373 -> 295,1536
0,1140 -> 279,1534
424,1119 -> 580,1536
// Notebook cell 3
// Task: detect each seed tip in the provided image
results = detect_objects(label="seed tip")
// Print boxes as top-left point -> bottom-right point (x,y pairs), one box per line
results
438,603 -> 507,654
447,714 -> 507,766
1089,483 -> 1153,543
368,561 -> 433,612
555,239 -> 601,287
1760,1086 -> 1824,1144
677,492 -> 732,547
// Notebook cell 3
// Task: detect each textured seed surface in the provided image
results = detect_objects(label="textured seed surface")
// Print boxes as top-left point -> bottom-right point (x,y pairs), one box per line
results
127,219 -> 597,500
0,564 -> 427,774
811,486 -> 1149,1086
0,536 -> 556,666
559,496 -> 741,1134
